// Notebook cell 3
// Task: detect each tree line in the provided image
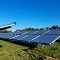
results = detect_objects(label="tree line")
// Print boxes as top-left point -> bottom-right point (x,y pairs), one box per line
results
0,25 -> 60,33
15,25 -> 60,32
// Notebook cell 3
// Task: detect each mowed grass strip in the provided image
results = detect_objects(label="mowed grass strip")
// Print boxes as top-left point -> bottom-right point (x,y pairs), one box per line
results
0,40 -> 60,60
0,40 -> 29,60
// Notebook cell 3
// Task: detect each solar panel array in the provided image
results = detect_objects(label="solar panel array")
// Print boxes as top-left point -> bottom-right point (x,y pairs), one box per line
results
0,29 -> 60,44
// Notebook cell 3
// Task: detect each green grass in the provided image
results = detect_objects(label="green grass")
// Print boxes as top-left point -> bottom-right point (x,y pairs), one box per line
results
0,40 -> 60,60
0,40 -> 29,60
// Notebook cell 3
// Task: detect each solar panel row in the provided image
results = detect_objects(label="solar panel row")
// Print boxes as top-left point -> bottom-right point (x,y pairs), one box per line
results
0,29 -> 60,44
45,29 -> 60,35
32,35 -> 60,44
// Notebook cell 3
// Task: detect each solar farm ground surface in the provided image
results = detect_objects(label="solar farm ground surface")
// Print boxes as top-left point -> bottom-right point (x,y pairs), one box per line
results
0,39 -> 60,60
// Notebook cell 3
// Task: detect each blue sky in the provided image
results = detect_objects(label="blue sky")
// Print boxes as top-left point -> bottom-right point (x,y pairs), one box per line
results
0,0 -> 60,31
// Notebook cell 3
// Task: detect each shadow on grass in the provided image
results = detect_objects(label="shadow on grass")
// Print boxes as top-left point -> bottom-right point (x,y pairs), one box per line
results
0,38 -> 37,50
56,39 -> 60,44
0,45 -> 3,48
11,40 -> 37,50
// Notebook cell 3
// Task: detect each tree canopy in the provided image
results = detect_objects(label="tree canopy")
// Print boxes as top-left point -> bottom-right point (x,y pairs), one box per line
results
0,25 -> 60,33
15,25 -> 60,32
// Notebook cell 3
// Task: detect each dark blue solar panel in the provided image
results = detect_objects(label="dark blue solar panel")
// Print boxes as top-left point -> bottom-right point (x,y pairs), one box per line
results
32,30 -> 48,35
31,35 -> 60,44
23,30 -> 48,35
0,29 -> 60,44
0,34 -> 17,39
0,34 -> 6,38
11,35 -> 38,41
0,32 -> 27,39
45,29 -> 60,35
17,30 -> 49,42
12,35 -> 26,40
6,32 -> 25,35
21,35 -> 38,41
23,31 -> 37,35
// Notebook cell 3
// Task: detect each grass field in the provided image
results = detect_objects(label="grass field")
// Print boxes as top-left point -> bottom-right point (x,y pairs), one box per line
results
0,39 -> 60,60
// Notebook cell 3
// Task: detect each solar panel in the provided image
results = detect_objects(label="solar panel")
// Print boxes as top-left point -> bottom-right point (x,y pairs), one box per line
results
45,29 -> 60,35
21,35 -> 38,41
13,30 -> 47,41
23,31 -> 37,35
11,35 -> 25,40
10,31 -> 39,40
0,29 -> 60,44
0,32 -> 28,39
31,30 -> 48,35
23,30 -> 48,35
0,34 -> 17,39
31,35 -> 60,44
7,32 -> 25,35
20,30 -> 50,42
